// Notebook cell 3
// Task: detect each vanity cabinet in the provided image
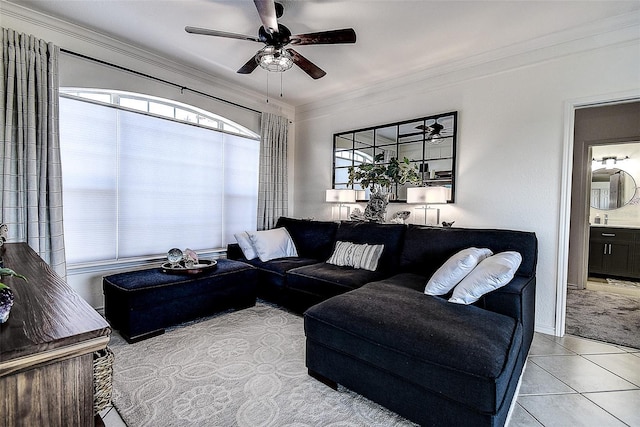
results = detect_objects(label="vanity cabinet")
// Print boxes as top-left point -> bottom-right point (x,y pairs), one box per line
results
588,227 -> 640,279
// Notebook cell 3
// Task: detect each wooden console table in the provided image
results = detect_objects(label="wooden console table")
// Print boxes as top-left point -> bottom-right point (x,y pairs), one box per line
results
0,243 -> 111,426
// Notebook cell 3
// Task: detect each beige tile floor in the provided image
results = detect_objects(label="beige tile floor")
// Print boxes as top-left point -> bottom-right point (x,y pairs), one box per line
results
513,333 -> 640,427
101,332 -> 640,426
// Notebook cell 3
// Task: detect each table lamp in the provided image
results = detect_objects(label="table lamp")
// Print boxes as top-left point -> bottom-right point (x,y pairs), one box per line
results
325,189 -> 356,220
406,186 -> 449,225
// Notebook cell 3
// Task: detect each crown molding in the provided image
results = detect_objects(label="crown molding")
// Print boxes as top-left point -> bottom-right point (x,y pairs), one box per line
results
296,10 -> 640,120
0,0 -> 295,118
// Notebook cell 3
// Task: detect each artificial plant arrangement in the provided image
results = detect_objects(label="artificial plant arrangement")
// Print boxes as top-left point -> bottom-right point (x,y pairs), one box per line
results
348,153 -> 421,222
0,267 -> 27,324
348,153 -> 421,193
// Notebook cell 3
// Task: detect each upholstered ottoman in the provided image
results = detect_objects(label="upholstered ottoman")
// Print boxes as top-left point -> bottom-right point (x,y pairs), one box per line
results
304,281 -> 524,426
103,259 -> 257,342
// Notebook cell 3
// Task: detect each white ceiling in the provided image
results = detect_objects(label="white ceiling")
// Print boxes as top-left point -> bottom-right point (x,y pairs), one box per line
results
7,0 -> 640,106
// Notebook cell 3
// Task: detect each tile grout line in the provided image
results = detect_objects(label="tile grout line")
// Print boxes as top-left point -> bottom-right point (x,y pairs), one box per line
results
580,393 -> 632,427
578,353 -> 640,389
522,334 -> 638,426
525,357 -> 580,394
515,402 -> 545,426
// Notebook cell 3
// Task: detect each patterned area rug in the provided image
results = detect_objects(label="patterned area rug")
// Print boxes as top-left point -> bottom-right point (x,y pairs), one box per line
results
565,288 -> 640,349
110,303 -> 416,426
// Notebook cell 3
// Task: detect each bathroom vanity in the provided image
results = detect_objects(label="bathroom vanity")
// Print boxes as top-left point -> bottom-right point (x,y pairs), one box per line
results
588,226 -> 640,279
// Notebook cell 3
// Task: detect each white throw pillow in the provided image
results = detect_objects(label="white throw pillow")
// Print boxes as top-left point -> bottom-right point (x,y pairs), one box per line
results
448,251 -> 523,305
234,231 -> 258,260
247,228 -> 298,262
424,247 -> 493,296
326,241 -> 385,271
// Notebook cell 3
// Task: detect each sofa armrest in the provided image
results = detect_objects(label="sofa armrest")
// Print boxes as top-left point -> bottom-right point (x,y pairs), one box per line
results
481,275 -> 536,357
226,243 -> 246,261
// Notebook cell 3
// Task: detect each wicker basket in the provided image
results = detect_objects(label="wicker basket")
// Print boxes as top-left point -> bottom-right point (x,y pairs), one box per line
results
93,347 -> 115,414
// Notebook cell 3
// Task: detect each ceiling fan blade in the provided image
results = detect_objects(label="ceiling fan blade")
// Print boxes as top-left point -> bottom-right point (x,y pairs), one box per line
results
185,26 -> 260,42
253,0 -> 279,35
237,55 -> 259,74
290,28 -> 356,45
286,49 -> 326,79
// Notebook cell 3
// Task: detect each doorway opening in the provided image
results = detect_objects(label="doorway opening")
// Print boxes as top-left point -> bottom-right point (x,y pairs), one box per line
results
564,101 -> 640,349
585,142 -> 640,298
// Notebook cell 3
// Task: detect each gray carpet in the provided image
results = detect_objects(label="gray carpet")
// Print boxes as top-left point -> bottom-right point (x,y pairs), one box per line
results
566,288 -> 640,349
110,302 -> 416,427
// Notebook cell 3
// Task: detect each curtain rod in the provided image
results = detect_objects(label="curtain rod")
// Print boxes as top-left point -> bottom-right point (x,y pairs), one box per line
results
60,48 -> 262,115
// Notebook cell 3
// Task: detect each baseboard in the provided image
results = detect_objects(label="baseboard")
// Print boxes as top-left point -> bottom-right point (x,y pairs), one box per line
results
535,324 -> 557,336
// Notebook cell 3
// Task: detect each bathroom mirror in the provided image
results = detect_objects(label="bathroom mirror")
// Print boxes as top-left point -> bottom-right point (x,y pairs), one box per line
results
590,168 -> 637,210
332,111 -> 457,202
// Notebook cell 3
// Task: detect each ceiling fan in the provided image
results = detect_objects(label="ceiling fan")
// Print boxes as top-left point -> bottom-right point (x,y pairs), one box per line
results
185,0 -> 356,79
415,120 -> 454,143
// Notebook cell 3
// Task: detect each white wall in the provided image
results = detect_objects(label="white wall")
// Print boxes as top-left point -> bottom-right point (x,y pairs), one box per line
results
293,33 -> 640,334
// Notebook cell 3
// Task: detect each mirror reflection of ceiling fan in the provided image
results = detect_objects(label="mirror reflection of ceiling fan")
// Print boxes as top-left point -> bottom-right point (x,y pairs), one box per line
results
185,0 -> 356,79
415,121 -> 454,143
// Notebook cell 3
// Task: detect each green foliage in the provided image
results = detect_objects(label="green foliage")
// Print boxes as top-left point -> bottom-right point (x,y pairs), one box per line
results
0,267 -> 27,289
348,153 -> 421,191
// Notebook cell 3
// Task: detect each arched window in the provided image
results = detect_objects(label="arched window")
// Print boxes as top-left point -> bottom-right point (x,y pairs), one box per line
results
60,88 -> 259,138
59,89 -> 259,265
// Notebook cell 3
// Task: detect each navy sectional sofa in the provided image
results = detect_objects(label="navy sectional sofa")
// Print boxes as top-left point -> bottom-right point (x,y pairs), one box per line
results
227,217 -> 408,311
228,217 -> 537,426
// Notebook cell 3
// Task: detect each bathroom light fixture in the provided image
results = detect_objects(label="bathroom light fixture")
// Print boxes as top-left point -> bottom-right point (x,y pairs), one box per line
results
406,186 -> 449,225
592,155 -> 629,170
256,46 -> 294,72
325,189 -> 356,220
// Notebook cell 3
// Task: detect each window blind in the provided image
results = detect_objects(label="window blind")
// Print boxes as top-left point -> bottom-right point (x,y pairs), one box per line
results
59,96 -> 259,264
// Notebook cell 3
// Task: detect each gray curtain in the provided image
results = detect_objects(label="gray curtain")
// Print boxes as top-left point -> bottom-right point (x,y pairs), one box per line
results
1,28 -> 66,278
257,112 -> 288,230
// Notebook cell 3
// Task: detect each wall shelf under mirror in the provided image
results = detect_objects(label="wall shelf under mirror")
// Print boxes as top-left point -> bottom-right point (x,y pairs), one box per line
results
333,111 -> 457,202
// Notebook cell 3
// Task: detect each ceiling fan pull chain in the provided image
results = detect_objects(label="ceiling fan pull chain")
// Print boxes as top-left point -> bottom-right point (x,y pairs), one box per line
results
266,72 -> 270,104
280,72 -> 284,98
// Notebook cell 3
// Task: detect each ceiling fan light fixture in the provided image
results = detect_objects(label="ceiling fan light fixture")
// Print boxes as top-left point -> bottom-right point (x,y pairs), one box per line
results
420,122 -> 444,145
256,46 -> 293,72
429,122 -> 444,138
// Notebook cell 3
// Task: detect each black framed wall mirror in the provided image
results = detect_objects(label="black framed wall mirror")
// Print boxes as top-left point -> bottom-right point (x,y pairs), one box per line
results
333,111 -> 457,202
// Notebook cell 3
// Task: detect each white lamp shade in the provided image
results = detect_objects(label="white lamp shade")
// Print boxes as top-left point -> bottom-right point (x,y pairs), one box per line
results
325,189 -> 356,203
407,186 -> 449,204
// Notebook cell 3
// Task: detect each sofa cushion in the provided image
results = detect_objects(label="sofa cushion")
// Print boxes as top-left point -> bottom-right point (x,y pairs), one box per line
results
449,251 -> 523,305
334,222 -> 406,272
238,256 -> 321,298
369,272 -> 430,293
247,228 -> 298,262
276,217 -> 339,260
425,247 -> 493,296
286,262 -> 386,299
234,231 -> 258,260
241,257 -> 321,277
400,225 -> 537,278
304,281 -> 522,414
326,241 -> 384,271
